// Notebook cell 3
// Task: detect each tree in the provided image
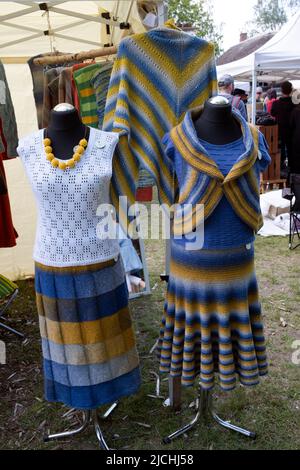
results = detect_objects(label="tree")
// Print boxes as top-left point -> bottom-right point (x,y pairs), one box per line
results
285,0 -> 300,12
168,0 -> 223,56
247,0 -> 300,36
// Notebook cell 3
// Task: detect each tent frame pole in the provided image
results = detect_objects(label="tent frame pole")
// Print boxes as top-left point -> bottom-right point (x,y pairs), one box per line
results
251,55 -> 258,125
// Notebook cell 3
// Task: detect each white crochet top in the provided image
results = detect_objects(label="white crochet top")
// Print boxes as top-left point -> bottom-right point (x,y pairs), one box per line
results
17,127 -> 120,267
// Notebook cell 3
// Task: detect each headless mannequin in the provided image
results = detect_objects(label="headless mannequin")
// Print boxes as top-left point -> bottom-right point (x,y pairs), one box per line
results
46,104 -> 90,159
194,97 -> 242,145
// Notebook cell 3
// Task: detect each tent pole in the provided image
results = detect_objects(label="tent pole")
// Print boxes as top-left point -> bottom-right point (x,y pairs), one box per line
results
251,55 -> 257,125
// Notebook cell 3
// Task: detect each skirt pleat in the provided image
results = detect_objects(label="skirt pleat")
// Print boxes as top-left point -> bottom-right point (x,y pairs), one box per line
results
35,257 -> 141,409
157,241 -> 268,391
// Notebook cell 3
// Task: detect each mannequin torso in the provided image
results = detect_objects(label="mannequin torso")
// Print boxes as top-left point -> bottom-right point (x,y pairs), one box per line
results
194,98 -> 242,144
46,106 -> 90,160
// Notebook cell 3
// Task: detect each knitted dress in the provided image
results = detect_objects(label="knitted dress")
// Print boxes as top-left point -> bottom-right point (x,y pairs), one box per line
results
156,108 -> 271,391
17,127 -> 141,409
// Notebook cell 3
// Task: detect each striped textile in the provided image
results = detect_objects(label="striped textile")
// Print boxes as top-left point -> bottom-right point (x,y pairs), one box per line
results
103,27 -> 217,228
35,257 -> 141,409
90,61 -> 113,129
73,63 -> 102,128
0,274 -> 18,299
167,107 -> 270,236
156,241 -> 268,391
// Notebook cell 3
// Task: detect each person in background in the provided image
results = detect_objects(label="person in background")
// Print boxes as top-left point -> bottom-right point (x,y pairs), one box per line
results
271,81 -> 295,168
255,86 -> 264,102
233,88 -> 249,121
264,88 -> 278,114
218,74 -> 248,121
290,102 -> 300,174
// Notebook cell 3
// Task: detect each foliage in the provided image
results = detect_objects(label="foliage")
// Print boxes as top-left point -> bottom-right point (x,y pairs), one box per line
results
168,0 -> 223,56
247,0 -> 300,36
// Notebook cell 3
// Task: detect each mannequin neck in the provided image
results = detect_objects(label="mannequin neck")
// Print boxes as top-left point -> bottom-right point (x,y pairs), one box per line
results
46,108 -> 90,161
194,100 -> 242,145
48,108 -> 84,132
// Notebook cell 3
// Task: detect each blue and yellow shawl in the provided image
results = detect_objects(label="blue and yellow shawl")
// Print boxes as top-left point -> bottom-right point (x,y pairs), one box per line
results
166,107 -> 270,235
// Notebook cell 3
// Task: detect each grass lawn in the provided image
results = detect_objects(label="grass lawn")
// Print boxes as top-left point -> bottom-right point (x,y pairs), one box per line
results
0,235 -> 299,450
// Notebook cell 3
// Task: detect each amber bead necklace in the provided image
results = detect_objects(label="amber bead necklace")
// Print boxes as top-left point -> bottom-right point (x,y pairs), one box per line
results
43,128 -> 88,170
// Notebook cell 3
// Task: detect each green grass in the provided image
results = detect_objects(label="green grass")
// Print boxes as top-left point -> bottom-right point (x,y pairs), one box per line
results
0,236 -> 299,450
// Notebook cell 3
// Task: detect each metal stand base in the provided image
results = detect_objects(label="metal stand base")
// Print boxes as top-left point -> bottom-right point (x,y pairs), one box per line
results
163,388 -> 256,444
0,318 -> 25,338
44,403 -> 118,450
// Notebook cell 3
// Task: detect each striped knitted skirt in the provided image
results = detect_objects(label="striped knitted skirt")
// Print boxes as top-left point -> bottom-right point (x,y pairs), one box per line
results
35,256 -> 141,409
157,241 -> 268,391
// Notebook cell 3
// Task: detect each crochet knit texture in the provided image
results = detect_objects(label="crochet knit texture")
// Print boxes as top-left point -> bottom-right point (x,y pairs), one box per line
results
17,127 -> 120,267
103,28 -> 217,224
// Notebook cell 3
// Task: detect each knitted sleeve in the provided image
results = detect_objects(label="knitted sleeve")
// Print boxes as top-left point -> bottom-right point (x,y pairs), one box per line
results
257,132 -> 272,172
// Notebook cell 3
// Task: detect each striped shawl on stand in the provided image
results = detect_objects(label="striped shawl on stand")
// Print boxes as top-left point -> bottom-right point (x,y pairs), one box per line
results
103,27 -> 217,225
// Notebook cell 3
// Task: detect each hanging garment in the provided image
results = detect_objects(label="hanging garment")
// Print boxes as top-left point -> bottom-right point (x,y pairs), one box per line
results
28,53 -> 76,129
27,54 -> 45,129
42,67 -> 64,128
58,67 -> 74,106
73,63 -> 103,128
90,61 -> 113,129
0,61 -> 18,157
156,109 -> 271,391
17,127 -> 140,409
71,63 -> 92,114
103,27 -> 217,223
0,118 -> 18,247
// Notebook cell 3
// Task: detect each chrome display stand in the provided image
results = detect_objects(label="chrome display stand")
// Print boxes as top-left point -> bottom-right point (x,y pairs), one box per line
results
44,402 -> 118,450
163,388 -> 256,444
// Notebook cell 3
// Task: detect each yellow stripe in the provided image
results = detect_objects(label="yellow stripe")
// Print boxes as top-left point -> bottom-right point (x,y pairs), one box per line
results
173,180 -> 223,235
82,115 -> 98,125
224,182 -> 258,229
80,87 -> 95,98
136,34 -> 215,87
35,258 -> 116,274
224,125 -> 259,183
173,126 -> 223,179
179,167 -> 198,202
166,291 -> 258,315
39,307 -> 133,345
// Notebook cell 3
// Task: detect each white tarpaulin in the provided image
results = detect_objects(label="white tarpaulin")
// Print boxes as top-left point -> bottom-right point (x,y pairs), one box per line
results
217,10 -> 300,82
258,190 -> 290,237
0,1 -> 155,280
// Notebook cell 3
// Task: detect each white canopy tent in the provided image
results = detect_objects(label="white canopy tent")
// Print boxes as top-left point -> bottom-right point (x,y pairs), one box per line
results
217,10 -> 300,121
0,1 -> 167,280
217,10 -> 300,82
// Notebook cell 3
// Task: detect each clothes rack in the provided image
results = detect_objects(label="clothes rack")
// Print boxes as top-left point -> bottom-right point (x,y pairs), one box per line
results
32,23 -> 136,66
33,45 -> 118,66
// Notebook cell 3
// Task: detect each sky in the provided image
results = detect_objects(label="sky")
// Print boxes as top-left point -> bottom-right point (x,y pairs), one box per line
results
211,0 -> 257,50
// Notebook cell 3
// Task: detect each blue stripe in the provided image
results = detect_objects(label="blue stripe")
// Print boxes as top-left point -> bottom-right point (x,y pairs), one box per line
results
44,366 -> 141,409
35,257 -> 125,300
39,282 -> 128,322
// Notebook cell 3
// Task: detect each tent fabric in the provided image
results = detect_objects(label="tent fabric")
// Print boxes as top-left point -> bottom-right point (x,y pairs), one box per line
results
217,10 -> 300,82
0,1 -> 155,280
0,1 -> 145,57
